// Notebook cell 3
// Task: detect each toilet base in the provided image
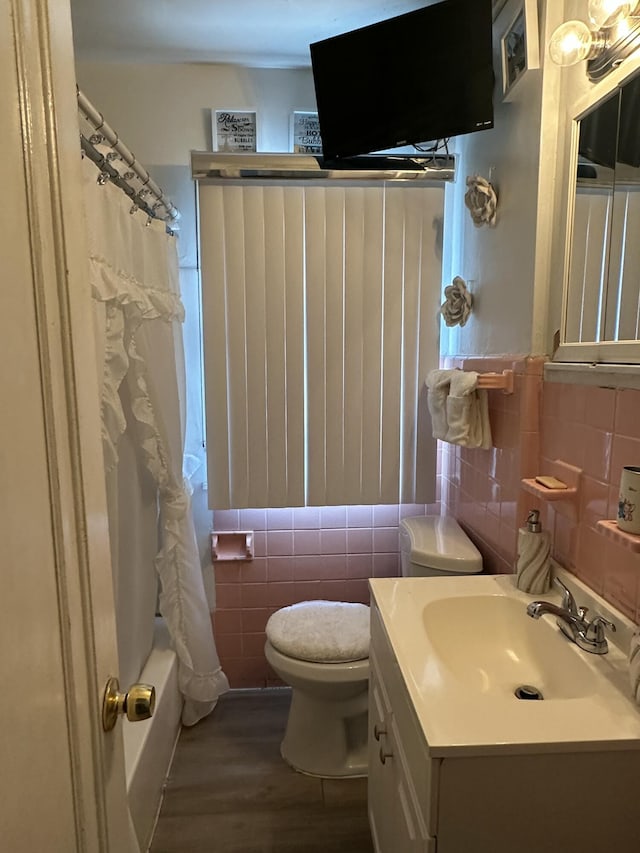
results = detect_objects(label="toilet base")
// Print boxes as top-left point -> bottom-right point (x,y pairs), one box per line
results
281,745 -> 368,779
280,688 -> 368,778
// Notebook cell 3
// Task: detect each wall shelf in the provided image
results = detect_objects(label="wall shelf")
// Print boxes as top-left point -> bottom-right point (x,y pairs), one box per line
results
521,480 -> 578,501
596,520 -> 640,553
520,460 -> 582,521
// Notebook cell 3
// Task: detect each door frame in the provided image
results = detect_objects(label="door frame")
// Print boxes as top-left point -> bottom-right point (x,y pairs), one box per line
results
5,0 -> 132,848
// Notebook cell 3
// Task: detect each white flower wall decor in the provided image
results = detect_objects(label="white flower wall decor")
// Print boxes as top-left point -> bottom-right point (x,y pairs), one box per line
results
441,276 -> 473,327
464,174 -> 498,227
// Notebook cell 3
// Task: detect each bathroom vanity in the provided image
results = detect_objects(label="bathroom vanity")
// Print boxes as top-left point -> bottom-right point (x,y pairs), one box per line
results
368,575 -> 640,853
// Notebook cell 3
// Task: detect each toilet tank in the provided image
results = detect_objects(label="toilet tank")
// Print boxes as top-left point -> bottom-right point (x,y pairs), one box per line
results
399,516 -> 482,577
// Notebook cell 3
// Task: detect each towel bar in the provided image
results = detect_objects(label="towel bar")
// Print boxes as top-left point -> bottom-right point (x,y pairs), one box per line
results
476,369 -> 514,394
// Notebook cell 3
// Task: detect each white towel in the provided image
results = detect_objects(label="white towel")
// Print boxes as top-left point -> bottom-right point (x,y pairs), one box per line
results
426,368 -> 493,449
426,369 -> 453,440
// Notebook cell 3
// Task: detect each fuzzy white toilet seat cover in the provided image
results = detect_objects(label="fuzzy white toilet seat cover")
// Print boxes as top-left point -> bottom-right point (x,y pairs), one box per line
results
266,600 -> 370,663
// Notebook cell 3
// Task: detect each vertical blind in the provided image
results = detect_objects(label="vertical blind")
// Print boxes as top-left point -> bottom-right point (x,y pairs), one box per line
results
607,185 -> 640,341
567,187 -> 612,343
569,185 -> 640,343
198,181 -> 443,509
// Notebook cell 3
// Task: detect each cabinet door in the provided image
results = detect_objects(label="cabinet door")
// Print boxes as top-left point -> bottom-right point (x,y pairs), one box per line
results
369,652 -> 433,853
368,651 -> 396,853
390,716 -> 433,853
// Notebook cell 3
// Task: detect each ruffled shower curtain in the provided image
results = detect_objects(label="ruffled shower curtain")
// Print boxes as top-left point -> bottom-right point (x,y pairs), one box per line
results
82,157 -> 228,725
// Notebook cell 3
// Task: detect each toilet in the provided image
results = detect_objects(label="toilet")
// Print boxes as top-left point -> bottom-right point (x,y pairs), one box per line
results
264,600 -> 370,779
399,514 -> 483,577
265,516 -> 481,779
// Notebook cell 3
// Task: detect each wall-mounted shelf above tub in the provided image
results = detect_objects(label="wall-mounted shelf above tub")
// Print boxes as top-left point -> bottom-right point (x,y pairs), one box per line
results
211,530 -> 254,562
191,151 -> 456,183
521,460 -> 582,521
596,520 -> 640,553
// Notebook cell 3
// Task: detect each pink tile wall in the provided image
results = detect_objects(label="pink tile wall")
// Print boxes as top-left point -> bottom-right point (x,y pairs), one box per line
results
439,356 -> 544,574
539,382 -> 640,623
212,365 -> 640,689
211,503 -> 436,688
441,357 -> 640,624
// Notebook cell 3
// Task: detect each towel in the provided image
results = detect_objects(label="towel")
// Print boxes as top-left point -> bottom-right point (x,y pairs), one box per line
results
425,369 -> 453,440
426,368 -> 493,449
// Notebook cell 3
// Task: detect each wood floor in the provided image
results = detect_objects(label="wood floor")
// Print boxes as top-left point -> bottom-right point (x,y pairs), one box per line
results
150,689 -> 374,853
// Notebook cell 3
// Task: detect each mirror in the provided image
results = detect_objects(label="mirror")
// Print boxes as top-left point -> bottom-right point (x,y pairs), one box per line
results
565,72 -> 640,347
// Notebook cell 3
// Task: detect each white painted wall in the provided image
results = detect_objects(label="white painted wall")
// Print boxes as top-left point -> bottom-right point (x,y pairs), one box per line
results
441,0 -> 606,359
75,62 -> 316,164
442,2 -> 547,358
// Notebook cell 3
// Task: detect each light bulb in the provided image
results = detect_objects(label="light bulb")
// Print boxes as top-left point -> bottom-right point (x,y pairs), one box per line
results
549,20 -> 596,66
588,0 -> 633,29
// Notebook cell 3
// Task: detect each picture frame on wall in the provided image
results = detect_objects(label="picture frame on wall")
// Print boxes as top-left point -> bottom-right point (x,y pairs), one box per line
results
213,110 -> 257,152
290,111 -> 323,154
497,0 -> 539,101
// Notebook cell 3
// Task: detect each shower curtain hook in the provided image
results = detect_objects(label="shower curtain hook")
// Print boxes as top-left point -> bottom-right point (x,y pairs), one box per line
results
137,172 -> 150,198
105,132 -> 120,163
97,170 -> 110,186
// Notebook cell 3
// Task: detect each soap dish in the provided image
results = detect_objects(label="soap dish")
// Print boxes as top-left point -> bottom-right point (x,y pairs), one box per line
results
521,480 -> 577,501
521,459 -> 581,521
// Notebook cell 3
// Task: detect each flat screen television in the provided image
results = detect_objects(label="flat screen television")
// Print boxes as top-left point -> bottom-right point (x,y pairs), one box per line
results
310,0 -> 494,161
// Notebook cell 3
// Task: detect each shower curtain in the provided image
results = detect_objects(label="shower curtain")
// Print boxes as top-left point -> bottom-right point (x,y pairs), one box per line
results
82,157 -> 228,725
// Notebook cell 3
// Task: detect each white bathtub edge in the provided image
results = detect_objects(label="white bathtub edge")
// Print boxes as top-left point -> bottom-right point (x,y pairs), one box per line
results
122,618 -> 183,851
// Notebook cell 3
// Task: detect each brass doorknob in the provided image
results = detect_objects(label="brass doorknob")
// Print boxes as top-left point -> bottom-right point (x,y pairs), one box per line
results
102,677 -> 156,732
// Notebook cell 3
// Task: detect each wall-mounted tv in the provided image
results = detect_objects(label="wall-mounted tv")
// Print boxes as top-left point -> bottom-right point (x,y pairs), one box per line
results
310,0 -> 494,162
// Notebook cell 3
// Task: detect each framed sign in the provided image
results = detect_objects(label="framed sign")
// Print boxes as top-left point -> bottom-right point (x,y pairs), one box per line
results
497,0 -> 539,101
290,111 -> 323,154
213,110 -> 257,152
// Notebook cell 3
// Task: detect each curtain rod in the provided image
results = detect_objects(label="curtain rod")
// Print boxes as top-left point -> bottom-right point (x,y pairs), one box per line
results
77,88 -> 179,223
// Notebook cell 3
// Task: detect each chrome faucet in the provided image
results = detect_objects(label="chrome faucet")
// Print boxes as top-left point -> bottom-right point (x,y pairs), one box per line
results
526,578 -> 616,655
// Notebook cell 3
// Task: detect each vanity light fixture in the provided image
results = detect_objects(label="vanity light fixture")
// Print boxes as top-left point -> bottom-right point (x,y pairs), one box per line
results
588,0 -> 635,29
549,0 -> 640,80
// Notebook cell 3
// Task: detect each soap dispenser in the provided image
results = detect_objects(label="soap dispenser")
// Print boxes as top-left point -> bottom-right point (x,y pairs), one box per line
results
515,509 -> 552,594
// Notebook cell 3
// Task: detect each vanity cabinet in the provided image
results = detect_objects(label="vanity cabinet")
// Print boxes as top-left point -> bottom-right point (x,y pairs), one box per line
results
368,595 -> 640,853
368,606 -> 437,853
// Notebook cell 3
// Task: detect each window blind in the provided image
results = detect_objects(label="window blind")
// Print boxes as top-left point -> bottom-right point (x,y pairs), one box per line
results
570,185 -> 640,343
198,182 -> 443,508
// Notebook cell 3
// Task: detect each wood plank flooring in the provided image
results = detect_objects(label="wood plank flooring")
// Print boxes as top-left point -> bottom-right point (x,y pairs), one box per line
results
150,689 -> 374,853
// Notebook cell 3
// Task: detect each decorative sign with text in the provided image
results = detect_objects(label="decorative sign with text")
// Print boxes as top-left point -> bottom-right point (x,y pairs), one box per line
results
290,111 -> 322,154
214,110 -> 257,152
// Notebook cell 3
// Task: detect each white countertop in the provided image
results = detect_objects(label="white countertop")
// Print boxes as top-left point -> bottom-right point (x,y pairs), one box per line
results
370,572 -> 640,757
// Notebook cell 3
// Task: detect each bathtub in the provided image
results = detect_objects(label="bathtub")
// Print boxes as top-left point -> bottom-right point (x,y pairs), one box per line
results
121,618 -> 183,851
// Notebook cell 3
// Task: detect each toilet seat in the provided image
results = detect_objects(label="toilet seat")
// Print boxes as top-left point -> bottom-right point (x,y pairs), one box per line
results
265,600 -> 370,663
265,641 -> 370,683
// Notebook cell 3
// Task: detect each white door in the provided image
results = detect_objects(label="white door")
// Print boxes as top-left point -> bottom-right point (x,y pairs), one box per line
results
0,0 -> 132,850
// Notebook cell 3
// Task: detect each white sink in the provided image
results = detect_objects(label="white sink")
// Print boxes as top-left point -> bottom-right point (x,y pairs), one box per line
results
422,593 -> 595,700
371,572 -> 640,755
